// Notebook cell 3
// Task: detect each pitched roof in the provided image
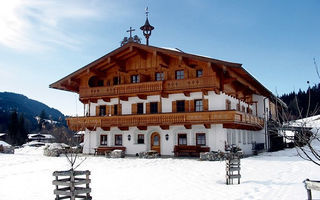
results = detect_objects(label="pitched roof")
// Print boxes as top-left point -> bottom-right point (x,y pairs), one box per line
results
50,42 -> 274,99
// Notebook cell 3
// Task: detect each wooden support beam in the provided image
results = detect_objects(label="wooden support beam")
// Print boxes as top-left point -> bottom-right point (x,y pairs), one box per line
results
223,77 -> 237,84
202,89 -> 208,96
184,124 -> 192,129
119,96 -> 128,101
102,97 -> 110,102
80,99 -> 89,104
119,126 -> 129,131
183,91 -> 190,97
90,98 -> 98,103
160,125 -> 169,130
90,68 -> 105,77
204,124 -> 211,129
158,52 -> 170,65
134,48 -> 148,60
101,127 -> 110,131
137,95 -> 147,100
137,126 -> 147,130
161,93 -> 169,98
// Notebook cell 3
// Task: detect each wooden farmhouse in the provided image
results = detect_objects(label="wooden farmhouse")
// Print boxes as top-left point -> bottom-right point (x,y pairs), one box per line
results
50,17 -> 284,156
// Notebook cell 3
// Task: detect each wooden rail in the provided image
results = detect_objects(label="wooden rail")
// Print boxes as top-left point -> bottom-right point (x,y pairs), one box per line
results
79,76 -> 217,99
67,110 -> 264,131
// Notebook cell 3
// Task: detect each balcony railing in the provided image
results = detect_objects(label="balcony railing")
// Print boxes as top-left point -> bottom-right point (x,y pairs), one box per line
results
79,76 -> 217,99
67,110 -> 264,131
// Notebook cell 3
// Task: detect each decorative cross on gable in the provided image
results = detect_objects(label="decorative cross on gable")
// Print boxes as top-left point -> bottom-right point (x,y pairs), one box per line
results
126,27 -> 135,38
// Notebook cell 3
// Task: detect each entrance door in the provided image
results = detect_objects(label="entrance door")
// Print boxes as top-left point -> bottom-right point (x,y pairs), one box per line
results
151,132 -> 161,154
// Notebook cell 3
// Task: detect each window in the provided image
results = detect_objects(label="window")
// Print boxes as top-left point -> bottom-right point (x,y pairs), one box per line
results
242,106 -> 245,112
232,130 -> 236,145
131,75 -> 140,83
196,133 -> 206,146
113,77 -> 120,85
155,72 -> 164,81
227,129 -> 231,145
97,80 -> 104,86
237,103 -> 240,111
238,130 -> 242,144
175,70 -> 184,80
195,99 -> 203,112
138,134 -> 144,144
100,135 -> 108,145
178,134 -> 187,145
114,105 -> 118,115
226,100 -> 231,110
150,102 -> 158,114
242,131 -> 246,145
196,69 -> 203,78
115,135 -> 122,146
176,100 -> 185,112
99,105 -> 106,116
137,103 -> 143,114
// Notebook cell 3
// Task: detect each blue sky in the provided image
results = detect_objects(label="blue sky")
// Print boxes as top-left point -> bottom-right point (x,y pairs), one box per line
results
0,0 -> 319,116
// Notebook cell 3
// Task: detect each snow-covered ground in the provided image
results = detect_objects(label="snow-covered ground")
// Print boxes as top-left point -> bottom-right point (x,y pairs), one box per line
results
1,146 -> 320,200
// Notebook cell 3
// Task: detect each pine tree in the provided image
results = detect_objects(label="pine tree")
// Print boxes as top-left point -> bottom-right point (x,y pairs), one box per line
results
8,110 -> 19,145
17,114 -> 27,145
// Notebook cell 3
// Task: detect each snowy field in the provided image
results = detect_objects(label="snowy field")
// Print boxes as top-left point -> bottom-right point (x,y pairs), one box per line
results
0,147 -> 320,200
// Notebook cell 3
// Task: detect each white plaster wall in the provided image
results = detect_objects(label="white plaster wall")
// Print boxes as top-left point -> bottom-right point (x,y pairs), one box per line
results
207,91 -> 253,111
252,94 -> 269,118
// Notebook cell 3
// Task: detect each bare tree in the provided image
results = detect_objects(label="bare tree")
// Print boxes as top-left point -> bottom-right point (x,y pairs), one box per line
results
278,59 -> 320,166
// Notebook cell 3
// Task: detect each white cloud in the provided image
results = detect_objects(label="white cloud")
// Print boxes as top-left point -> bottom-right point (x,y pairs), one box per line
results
0,0 -> 117,52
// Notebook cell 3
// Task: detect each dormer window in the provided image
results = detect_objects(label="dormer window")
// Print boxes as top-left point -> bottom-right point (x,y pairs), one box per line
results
131,75 -> 140,83
175,70 -> 184,80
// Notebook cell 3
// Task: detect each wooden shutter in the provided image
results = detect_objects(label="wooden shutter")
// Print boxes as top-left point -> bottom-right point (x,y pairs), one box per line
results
146,103 -> 150,114
190,100 -> 195,112
185,100 -> 189,112
203,99 -> 208,111
96,106 -> 100,116
118,104 -> 122,115
172,101 -> 177,113
158,101 -> 162,113
106,105 -> 111,116
111,105 -> 114,116
132,103 -> 137,114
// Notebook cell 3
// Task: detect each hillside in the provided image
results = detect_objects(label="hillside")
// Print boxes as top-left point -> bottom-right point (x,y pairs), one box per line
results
0,92 -> 65,132
280,83 -> 320,119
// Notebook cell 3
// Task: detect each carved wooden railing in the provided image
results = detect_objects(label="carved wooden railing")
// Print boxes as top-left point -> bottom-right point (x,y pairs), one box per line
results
164,76 -> 216,91
67,110 -> 264,131
79,76 -> 217,99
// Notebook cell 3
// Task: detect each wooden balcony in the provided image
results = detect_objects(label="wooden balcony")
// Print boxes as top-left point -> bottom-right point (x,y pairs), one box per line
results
79,76 -> 217,100
67,110 -> 264,131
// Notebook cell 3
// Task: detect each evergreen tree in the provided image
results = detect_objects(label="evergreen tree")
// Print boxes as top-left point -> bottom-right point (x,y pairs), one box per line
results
38,109 -> 47,131
17,114 -> 28,145
8,110 -> 19,145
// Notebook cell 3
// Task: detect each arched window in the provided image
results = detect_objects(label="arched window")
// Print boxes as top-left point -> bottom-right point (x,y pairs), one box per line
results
88,76 -> 104,87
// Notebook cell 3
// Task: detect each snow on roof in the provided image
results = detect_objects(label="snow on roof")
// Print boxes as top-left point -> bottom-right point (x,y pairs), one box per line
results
28,133 -> 55,139
75,131 -> 85,135
0,141 -> 11,147
290,114 -> 320,128
161,47 -> 184,52
0,133 -> 6,137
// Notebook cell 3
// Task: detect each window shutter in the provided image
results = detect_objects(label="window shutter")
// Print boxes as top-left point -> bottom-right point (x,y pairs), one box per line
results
96,106 -> 100,116
190,100 -> 195,112
203,99 -> 209,111
158,101 -> 162,113
172,101 -> 177,113
106,105 -> 111,116
185,100 -> 189,112
111,105 -> 114,116
132,103 -> 137,114
118,104 -> 122,115
146,103 -> 150,114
